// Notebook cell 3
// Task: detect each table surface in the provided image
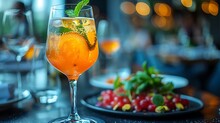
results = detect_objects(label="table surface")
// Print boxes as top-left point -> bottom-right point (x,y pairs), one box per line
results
0,73 -> 220,123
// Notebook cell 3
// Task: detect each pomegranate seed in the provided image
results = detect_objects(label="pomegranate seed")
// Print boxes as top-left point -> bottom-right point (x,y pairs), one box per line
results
148,104 -> 156,112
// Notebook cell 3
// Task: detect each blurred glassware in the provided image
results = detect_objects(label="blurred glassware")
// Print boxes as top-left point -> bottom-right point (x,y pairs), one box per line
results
98,20 -> 120,56
0,72 -> 17,101
2,9 -> 35,92
30,44 -> 61,104
32,0 -> 64,42
0,71 -> 31,110
97,20 -> 121,73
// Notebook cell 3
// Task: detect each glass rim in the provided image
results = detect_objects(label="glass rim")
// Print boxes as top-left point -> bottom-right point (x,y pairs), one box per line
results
4,9 -> 31,15
51,4 -> 92,11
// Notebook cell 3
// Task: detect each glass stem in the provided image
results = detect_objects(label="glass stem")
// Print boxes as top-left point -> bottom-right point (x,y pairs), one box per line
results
16,55 -> 22,92
68,80 -> 80,121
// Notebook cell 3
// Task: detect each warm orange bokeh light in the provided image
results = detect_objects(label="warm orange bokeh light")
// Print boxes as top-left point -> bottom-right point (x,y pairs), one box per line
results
152,15 -> 173,30
136,2 -> 150,16
181,0 -> 193,8
154,3 -> 171,17
120,1 -> 135,15
201,0 -> 218,16
201,2 -> 210,14
155,16 -> 166,28
209,0 -> 219,16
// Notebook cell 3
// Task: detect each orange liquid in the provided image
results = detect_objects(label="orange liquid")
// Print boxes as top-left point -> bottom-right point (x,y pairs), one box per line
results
24,45 -> 34,60
46,18 -> 98,80
100,39 -> 120,55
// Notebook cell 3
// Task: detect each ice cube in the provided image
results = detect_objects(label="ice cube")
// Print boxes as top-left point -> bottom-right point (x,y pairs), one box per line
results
52,19 -> 62,27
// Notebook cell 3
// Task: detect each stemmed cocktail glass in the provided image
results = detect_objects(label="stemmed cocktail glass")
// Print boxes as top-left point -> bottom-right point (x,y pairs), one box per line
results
2,9 -> 35,92
98,20 -> 120,73
46,4 -> 98,123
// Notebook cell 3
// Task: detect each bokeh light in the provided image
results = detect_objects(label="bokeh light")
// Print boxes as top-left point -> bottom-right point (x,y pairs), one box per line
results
181,0 -> 193,8
209,0 -> 219,16
152,15 -> 173,30
201,0 -> 219,16
136,2 -> 151,16
154,3 -> 172,17
120,1 -> 135,15
201,2 -> 210,14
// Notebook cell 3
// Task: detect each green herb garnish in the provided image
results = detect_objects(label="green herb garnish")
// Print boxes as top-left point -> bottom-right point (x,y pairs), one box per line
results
152,94 -> 164,106
52,0 -> 97,50
75,24 -> 97,50
65,0 -> 90,17
113,61 -> 174,101
65,0 -> 96,50
113,76 -> 122,89
50,26 -> 72,35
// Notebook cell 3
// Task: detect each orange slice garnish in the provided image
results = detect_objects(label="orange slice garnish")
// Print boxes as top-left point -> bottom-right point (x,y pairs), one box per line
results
59,32 -> 89,60
87,30 -> 97,50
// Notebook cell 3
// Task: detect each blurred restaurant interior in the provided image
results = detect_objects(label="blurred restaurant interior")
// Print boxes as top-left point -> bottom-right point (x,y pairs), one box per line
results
1,0 -> 220,97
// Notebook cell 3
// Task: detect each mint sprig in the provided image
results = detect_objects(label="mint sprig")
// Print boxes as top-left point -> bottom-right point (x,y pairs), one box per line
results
65,0 -> 90,17
113,61 -> 174,101
50,26 -> 72,35
61,0 -> 97,50
75,24 -> 97,50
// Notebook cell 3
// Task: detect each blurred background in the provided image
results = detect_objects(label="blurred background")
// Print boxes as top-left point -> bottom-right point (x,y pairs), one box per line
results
1,0 -> 220,96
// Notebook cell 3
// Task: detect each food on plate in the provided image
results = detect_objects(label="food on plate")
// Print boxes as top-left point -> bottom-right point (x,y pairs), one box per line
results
96,62 -> 189,113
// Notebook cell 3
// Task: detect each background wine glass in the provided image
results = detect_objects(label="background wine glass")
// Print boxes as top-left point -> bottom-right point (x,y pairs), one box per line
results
46,4 -> 98,123
2,9 -> 35,92
98,20 -> 121,73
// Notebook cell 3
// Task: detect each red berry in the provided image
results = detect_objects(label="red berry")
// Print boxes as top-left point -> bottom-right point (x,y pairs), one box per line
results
134,105 -> 142,112
148,104 -> 156,112
145,96 -> 151,102
165,102 -> 175,110
181,99 -> 189,106
136,95 -> 145,100
114,96 -> 122,102
106,90 -> 113,95
133,98 -> 140,106
110,101 -> 116,107
122,97 -> 130,104
103,99 -> 111,105
140,99 -> 150,109
172,97 -> 181,103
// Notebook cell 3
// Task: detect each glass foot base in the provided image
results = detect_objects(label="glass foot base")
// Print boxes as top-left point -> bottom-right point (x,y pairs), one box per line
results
48,116 -> 101,123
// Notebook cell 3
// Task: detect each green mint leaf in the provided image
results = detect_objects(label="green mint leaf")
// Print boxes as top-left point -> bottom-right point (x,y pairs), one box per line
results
142,61 -> 147,73
50,26 -> 72,35
65,0 -> 89,17
159,82 -> 174,94
148,66 -> 159,75
124,81 -> 133,91
135,83 -> 148,94
74,0 -> 90,17
75,24 -> 97,50
153,76 -> 163,83
136,71 -> 148,80
113,76 -> 121,89
65,10 -> 75,17
152,94 -> 164,106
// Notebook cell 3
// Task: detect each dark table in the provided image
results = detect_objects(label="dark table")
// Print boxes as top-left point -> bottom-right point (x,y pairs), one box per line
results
1,73 -> 220,123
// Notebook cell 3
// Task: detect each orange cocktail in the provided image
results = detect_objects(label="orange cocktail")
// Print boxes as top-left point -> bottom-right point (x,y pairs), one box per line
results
100,39 -> 120,55
46,17 -> 98,80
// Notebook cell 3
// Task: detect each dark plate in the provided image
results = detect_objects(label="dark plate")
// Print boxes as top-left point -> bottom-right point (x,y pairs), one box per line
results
81,93 -> 204,117
0,90 -> 31,108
